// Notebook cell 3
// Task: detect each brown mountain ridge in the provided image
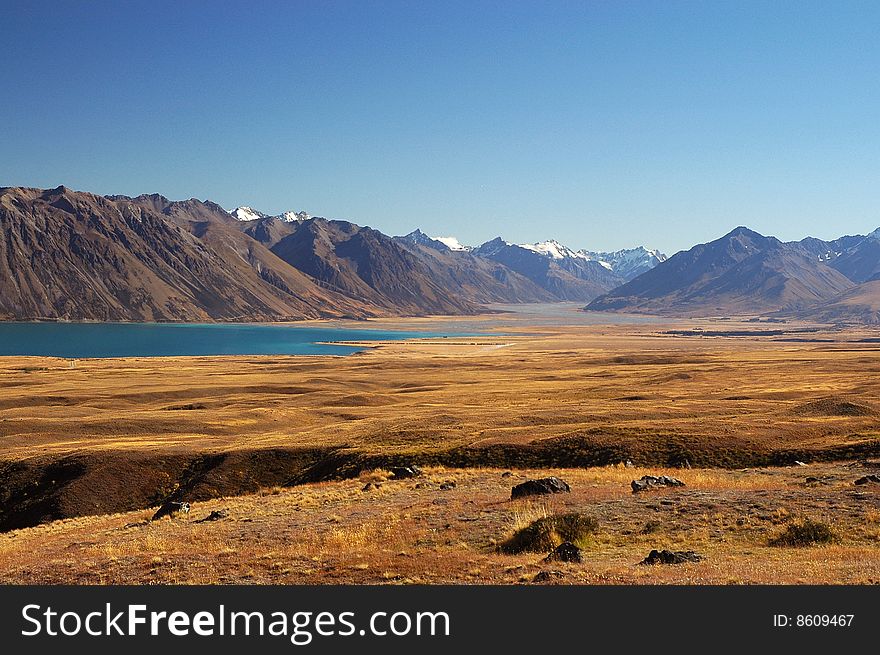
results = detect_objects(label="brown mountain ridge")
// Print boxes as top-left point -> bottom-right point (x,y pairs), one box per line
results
0,186 -> 562,321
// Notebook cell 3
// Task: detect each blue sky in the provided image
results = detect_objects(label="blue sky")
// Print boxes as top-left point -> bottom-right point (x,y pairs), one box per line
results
2,1 -> 879,254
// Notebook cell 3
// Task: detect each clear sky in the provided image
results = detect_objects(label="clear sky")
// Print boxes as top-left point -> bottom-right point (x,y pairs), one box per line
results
2,1 -> 879,255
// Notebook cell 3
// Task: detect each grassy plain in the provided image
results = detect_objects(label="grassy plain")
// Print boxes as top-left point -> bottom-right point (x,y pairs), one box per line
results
1,306 -> 880,583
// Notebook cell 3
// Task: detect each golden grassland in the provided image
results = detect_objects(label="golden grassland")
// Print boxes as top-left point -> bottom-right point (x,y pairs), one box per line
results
1,311 -> 880,583
2,463 -> 879,584
2,317 -> 880,461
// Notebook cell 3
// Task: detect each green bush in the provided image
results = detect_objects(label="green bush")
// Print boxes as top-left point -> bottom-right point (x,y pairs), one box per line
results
500,513 -> 598,554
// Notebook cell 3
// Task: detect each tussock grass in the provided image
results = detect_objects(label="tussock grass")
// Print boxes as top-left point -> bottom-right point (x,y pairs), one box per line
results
359,469 -> 392,484
769,519 -> 836,547
499,512 -> 598,554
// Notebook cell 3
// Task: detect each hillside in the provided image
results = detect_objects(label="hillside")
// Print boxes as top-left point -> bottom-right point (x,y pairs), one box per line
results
586,227 -> 855,315
0,186 -> 373,321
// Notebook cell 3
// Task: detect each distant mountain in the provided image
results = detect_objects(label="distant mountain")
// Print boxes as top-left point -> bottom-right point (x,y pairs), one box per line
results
823,231 -> 880,284
586,227 -> 855,316
579,246 -> 667,280
230,206 -> 311,223
417,233 -> 664,278
472,238 -> 625,301
434,236 -> 470,252
396,230 -> 472,252
241,218 -> 553,312
787,228 -> 880,324
396,229 -> 452,252
394,231 -> 666,301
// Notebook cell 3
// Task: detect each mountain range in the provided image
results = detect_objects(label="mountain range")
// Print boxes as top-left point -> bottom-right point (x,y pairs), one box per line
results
3,185 -> 880,324
587,226 -> 880,323
0,186 -> 659,321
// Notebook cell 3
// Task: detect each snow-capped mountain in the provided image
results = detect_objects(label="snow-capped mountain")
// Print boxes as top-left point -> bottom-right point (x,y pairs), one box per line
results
229,206 -> 266,222
518,239 -> 581,260
229,206 -> 311,223
396,230 -> 473,252
515,240 -> 666,280
434,236 -> 471,252
579,246 -> 668,280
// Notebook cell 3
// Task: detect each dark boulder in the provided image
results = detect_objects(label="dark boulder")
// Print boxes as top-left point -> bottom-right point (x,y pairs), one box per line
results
439,480 -> 456,491
855,475 -> 880,485
543,541 -> 583,563
532,570 -> 565,584
195,509 -> 228,523
631,475 -> 686,493
390,465 -> 423,480
640,549 -> 702,565
511,477 -> 571,500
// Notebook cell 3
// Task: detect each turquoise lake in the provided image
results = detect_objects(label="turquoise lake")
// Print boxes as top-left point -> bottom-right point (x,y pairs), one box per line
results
0,322 -> 469,358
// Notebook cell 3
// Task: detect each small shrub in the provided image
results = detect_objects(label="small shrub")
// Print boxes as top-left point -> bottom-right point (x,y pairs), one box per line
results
499,513 -> 598,554
641,520 -> 662,534
359,469 -> 391,484
769,518 -> 835,547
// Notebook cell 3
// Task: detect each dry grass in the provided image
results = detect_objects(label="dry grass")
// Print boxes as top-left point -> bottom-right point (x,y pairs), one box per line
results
3,320 -> 880,467
1,462 -> 879,585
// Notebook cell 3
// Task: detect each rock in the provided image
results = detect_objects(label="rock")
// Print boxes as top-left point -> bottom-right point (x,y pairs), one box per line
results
543,541 -> 582,563
390,465 -> 423,480
639,549 -> 703,565
501,471 -> 513,478
439,480 -> 456,491
624,460 -> 635,468
532,570 -> 565,584
511,477 -> 571,500
362,482 -> 380,491
794,460 -> 808,467
123,520 -> 149,529
854,475 -> 880,485
151,500 -> 190,522
631,475 -> 686,493
413,482 -> 431,489
195,509 -> 228,523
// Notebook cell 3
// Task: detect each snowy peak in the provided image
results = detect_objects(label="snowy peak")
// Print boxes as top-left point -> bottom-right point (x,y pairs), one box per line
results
397,230 -> 472,252
513,239 -> 666,280
230,206 -> 267,222
230,206 -> 311,223
868,227 -> 880,241
434,236 -> 470,252
580,246 -> 668,280
399,229 -> 444,249
518,239 -> 580,260
278,210 -> 311,222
